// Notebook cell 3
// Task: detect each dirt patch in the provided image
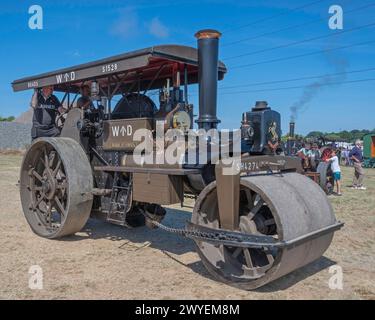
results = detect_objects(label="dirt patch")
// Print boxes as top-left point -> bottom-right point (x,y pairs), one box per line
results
0,150 -> 25,156
0,154 -> 374,299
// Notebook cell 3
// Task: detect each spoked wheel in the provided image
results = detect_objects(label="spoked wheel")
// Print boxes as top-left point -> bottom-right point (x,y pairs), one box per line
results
192,172 -> 336,290
20,138 -> 93,239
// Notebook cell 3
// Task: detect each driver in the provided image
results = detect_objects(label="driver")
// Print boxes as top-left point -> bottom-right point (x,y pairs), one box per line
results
30,86 -> 64,140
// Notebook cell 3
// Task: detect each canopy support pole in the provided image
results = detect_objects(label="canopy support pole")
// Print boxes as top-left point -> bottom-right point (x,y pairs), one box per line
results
184,64 -> 188,105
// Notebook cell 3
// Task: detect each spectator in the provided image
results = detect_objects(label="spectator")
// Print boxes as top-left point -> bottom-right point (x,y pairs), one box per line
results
297,143 -> 312,170
349,140 -> 366,190
342,148 -> 349,166
310,143 -> 321,169
348,148 -> 354,166
326,149 -> 342,196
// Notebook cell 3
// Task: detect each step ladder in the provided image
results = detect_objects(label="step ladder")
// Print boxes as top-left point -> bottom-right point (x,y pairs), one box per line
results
106,172 -> 133,227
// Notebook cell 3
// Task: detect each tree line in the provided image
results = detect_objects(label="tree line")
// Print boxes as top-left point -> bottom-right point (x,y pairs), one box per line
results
0,116 -> 15,122
282,129 -> 375,143
305,129 -> 375,142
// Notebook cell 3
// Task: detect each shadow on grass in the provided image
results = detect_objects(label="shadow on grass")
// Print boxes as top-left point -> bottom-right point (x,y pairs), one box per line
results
62,207 -> 195,255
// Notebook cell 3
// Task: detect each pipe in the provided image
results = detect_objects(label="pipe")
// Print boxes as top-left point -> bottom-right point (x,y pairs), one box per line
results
195,29 -> 221,130
289,121 -> 295,138
184,64 -> 188,105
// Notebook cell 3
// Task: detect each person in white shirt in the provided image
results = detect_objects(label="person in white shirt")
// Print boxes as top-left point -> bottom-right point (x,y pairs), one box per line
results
326,149 -> 342,196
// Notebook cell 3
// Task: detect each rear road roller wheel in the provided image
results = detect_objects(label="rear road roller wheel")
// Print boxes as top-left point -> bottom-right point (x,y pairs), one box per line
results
192,172 -> 336,290
20,138 -> 93,239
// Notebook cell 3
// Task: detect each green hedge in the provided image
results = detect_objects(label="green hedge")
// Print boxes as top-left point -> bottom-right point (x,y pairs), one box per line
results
0,116 -> 15,122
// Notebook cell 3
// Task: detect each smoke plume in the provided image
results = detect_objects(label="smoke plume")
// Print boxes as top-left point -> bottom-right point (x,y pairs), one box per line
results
290,44 -> 349,121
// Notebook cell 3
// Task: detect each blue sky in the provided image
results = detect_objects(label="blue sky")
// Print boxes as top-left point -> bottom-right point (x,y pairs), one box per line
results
0,0 -> 374,134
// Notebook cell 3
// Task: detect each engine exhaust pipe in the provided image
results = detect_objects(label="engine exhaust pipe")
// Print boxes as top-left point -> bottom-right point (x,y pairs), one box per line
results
195,29 -> 221,130
289,121 -> 295,138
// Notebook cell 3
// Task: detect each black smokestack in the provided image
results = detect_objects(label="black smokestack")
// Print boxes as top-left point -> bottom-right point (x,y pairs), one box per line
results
195,29 -> 221,130
289,121 -> 295,138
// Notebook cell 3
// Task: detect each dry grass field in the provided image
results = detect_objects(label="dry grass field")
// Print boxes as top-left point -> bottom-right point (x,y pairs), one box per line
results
0,153 -> 374,300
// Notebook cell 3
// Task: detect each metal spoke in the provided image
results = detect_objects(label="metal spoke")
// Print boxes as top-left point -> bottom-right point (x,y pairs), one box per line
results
49,151 -> 56,168
248,196 -> 264,219
53,158 -> 62,177
39,156 -> 45,168
231,247 -> 242,259
33,193 -> 46,209
31,170 -> 43,183
54,196 -> 66,217
264,219 -> 275,226
243,249 -> 254,268
42,147 -> 49,169
244,189 -> 253,210
253,193 -> 260,205
43,147 -> 53,176
266,253 -> 275,265
39,147 -> 48,169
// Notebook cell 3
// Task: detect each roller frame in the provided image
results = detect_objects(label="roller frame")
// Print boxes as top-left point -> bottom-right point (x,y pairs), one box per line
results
185,220 -> 343,249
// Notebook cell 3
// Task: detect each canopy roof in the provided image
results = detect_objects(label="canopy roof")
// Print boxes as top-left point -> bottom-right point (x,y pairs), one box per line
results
12,45 -> 227,94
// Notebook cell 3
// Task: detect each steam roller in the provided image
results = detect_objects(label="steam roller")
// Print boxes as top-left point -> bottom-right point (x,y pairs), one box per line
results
13,28 -> 343,290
